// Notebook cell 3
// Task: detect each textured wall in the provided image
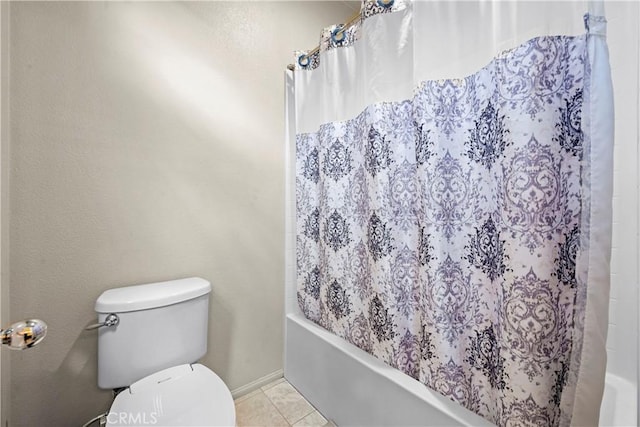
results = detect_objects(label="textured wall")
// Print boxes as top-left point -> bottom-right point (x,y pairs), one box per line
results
6,2 -> 352,426
0,1 -> 10,424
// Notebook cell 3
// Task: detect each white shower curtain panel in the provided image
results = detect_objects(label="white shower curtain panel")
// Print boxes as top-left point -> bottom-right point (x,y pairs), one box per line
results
290,1 -> 613,426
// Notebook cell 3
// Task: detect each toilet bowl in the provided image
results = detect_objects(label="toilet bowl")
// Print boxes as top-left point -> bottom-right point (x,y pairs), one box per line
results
93,278 -> 236,426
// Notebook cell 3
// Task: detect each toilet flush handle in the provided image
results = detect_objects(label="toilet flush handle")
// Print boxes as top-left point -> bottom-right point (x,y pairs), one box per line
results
85,313 -> 119,330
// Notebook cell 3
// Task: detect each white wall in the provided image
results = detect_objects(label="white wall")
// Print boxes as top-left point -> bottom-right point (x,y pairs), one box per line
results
0,1 -> 9,424
4,2 -> 353,426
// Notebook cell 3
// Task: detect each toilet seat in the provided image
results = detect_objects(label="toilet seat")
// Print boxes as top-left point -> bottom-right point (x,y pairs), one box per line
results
106,363 -> 235,427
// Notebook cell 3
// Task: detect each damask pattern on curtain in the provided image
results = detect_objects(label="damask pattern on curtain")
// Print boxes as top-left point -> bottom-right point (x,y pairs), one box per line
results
294,3 -> 611,426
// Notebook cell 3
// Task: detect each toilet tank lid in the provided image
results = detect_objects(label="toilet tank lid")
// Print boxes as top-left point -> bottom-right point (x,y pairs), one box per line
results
95,277 -> 211,313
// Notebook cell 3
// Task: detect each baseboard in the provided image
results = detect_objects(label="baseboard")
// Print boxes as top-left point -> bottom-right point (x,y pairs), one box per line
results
231,369 -> 284,399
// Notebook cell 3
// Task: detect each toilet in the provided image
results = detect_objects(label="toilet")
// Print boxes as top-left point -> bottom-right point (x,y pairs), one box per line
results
94,277 -> 235,426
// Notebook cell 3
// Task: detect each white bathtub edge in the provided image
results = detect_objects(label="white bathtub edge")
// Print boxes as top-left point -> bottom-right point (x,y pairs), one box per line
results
285,312 -> 634,427
285,313 -> 492,426
599,372 -> 637,426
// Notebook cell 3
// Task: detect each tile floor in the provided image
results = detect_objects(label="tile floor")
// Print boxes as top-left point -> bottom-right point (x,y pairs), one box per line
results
234,378 -> 334,427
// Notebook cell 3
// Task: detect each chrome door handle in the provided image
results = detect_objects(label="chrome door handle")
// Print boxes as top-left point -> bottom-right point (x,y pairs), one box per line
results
85,313 -> 119,330
1,319 -> 48,350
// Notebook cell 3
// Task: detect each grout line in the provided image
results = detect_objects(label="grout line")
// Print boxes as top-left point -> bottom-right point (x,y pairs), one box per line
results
263,379 -> 315,427
266,391 -> 294,427
237,378 -> 328,427
289,408 -> 317,427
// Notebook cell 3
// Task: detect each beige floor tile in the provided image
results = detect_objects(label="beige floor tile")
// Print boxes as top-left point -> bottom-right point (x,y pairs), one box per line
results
235,390 -> 289,427
263,382 -> 315,425
260,377 -> 286,392
292,410 -> 328,427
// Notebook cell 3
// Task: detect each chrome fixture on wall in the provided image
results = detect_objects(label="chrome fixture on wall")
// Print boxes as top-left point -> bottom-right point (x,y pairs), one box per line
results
1,319 -> 47,350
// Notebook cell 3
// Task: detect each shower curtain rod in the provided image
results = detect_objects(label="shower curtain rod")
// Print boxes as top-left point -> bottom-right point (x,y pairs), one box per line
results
287,1 -> 605,71
287,9 -> 362,71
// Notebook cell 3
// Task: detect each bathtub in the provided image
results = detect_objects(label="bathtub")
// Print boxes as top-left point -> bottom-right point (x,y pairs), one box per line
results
599,373 -> 637,426
284,313 -> 636,426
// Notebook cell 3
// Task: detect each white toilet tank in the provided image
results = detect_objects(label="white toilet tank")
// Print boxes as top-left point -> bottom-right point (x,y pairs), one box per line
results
95,277 -> 211,389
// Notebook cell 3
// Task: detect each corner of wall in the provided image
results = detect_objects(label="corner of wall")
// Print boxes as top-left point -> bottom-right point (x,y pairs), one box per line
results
636,2 -> 640,423
0,1 -> 11,425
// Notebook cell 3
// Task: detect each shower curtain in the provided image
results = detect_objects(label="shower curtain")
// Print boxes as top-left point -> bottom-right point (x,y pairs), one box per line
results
289,1 -> 613,426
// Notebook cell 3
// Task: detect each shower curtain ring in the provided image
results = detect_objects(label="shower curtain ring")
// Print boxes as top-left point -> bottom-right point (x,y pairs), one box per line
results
331,27 -> 346,44
298,54 -> 310,68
